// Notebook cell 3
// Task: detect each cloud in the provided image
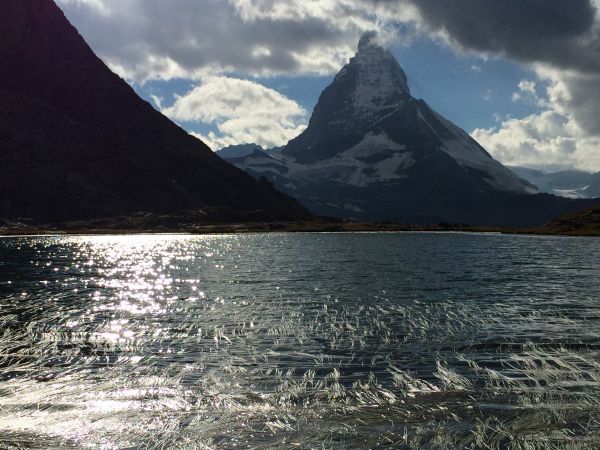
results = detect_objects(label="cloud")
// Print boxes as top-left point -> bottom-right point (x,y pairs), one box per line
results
473,71 -> 600,171
472,103 -> 600,172
163,77 -> 308,150
149,94 -> 163,110
56,0 -> 419,83
511,79 -> 546,107
540,67 -> 600,136
401,0 -> 600,73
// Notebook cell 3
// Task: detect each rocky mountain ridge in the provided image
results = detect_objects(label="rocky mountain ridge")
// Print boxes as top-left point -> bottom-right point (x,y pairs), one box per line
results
0,0 -> 307,223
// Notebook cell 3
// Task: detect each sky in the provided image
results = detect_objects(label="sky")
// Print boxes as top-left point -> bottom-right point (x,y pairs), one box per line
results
56,0 -> 600,172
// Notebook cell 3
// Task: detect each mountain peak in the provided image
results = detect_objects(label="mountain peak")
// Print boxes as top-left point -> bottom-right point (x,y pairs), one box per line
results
351,32 -> 410,96
357,31 -> 380,51
282,34 -> 413,162
279,33 -> 534,200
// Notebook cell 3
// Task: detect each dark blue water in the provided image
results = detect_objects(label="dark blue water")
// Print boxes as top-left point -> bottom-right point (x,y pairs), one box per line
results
0,233 -> 599,449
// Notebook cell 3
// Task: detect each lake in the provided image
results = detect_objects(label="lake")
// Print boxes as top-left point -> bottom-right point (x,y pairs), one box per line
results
0,232 -> 599,449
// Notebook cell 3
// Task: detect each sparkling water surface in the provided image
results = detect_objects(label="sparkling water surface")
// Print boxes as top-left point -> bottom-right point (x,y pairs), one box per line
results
1,232 -> 599,449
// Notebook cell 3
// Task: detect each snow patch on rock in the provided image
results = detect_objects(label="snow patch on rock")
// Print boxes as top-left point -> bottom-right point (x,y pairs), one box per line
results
227,132 -> 413,189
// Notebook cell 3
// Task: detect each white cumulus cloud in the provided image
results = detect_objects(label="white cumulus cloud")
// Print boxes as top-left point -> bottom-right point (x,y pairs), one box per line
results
163,77 -> 308,150
511,79 -> 547,107
473,68 -> 600,172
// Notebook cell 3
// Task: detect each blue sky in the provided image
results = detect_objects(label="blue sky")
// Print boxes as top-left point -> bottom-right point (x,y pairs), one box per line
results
57,0 -> 600,171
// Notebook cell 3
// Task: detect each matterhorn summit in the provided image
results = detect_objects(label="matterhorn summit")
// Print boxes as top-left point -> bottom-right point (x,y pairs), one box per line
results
282,31 -> 415,163
343,31 -> 411,117
219,33 -> 595,226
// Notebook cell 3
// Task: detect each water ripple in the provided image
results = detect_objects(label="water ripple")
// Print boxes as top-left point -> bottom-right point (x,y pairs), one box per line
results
0,233 -> 599,449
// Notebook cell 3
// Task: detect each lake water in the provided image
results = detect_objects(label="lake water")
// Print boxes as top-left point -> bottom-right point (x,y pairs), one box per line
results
0,232 -> 599,449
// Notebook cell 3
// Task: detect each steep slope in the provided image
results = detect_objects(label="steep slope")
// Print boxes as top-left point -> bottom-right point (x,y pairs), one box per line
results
223,35 -> 598,226
0,0 -> 307,222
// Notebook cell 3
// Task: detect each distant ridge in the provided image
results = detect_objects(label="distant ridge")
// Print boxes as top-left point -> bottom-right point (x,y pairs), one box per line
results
0,0 -> 307,222
509,167 -> 600,199
217,144 -> 265,160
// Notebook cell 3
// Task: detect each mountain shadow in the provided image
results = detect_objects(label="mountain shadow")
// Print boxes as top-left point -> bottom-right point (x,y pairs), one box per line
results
0,0 -> 308,223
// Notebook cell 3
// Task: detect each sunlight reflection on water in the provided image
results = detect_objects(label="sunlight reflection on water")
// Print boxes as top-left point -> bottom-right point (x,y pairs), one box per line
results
0,233 -> 599,449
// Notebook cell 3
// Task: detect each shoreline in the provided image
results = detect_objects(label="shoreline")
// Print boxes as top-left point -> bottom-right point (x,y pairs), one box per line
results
1,219 -> 598,237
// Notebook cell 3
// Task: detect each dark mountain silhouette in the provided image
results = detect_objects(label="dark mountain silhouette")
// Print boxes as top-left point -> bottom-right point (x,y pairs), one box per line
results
221,34 -> 599,227
540,206 -> 600,235
0,0 -> 307,223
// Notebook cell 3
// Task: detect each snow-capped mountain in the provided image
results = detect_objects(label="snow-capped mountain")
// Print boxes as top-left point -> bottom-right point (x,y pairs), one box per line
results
509,167 -> 600,199
221,34 -> 598,226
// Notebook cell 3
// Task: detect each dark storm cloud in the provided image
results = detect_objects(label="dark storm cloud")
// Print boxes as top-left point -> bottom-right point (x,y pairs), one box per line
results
57,0 -> 365,81
59,0 -> 600,80
401,0 -> 600,73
